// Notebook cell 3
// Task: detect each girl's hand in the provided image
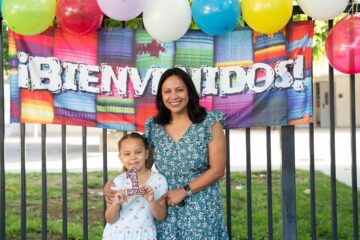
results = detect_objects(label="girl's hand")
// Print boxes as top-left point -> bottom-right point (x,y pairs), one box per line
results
103,179 -> 116,204
143,185 -> 155,203
166,188 -> 187,206
113,190 -> 127,205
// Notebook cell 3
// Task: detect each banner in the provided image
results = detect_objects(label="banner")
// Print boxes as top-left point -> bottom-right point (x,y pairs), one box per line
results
9,21 -> 314,131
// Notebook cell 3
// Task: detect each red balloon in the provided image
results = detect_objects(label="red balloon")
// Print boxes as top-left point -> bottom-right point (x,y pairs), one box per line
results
56,0 -> 103,35
325,15 -> 360,74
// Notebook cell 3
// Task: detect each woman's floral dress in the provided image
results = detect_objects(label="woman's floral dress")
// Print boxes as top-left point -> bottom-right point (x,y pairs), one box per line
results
144,111 -> 228,240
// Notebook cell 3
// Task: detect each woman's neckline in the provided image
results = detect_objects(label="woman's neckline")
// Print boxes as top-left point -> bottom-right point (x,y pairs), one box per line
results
163,118 -> 193,144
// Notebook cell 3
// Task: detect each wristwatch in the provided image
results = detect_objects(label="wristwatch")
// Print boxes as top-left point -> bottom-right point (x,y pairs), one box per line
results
183,184 -> 193,197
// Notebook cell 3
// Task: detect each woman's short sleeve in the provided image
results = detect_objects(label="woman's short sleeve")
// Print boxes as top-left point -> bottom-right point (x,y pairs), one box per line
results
153,173 -> 168,200
204,110 -> 226,143
144,117 -> 154,148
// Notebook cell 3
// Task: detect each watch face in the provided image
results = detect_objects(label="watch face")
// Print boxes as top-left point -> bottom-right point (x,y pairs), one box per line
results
184,184 -> 192,196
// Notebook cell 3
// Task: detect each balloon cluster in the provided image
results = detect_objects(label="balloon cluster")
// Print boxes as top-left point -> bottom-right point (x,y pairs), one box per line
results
1,0 -> 241,40
0,0 -> 350,37
1,0 -> 147,36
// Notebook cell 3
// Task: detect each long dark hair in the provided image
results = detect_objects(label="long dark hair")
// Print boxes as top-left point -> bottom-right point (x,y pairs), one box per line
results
153,68 -> 206,125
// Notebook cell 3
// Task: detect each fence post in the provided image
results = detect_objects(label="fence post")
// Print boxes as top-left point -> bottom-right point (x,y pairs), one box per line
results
0,18 -> 5,240
281,125 -> 297,240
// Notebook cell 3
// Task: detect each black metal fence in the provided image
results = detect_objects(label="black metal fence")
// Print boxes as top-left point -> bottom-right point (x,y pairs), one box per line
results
0,5 -> 360,240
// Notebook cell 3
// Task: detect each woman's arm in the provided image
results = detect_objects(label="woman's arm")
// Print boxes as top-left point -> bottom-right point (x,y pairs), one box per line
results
166,122 -> 226,206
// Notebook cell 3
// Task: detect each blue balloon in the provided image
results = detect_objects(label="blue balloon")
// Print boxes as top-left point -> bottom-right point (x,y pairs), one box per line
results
192,0 -> 240,36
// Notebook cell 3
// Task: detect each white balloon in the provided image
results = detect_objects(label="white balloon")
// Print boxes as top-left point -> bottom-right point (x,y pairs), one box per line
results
297,0 -> 348,21
143,0 -> 191,42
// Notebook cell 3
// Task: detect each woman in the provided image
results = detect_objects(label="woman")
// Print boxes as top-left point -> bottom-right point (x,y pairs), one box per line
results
143,67 -> 228,239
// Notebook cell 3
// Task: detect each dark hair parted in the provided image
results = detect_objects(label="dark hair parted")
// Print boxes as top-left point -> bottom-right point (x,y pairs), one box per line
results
153,67 -> 207,125
117,132 -> 149,152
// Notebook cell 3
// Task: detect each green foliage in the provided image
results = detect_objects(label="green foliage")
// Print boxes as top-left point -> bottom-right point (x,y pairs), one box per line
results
4,170 -> 360,239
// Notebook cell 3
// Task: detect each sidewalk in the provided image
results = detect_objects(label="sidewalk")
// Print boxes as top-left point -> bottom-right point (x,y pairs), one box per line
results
3,126 -> 360,188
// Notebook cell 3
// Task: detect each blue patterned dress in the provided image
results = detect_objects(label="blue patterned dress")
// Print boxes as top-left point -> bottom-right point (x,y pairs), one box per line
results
144,111 -> 228,240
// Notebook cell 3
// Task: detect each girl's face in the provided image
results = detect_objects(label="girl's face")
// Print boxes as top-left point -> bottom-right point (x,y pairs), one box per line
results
119,138 -> 149,172
161,75 -> 189,115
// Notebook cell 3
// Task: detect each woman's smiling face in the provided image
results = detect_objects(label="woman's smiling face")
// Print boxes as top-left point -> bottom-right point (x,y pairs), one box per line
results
161,75 -> 189,115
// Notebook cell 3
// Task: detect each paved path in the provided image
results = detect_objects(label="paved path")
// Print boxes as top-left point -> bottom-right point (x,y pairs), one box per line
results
4,127 -> 360,188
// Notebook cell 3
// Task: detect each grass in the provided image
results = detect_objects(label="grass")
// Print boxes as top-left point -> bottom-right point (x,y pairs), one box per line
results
3,170 -> 360,239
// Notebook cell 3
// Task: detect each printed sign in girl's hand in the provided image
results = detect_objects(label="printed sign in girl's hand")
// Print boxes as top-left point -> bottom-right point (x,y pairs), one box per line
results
125,167 -> 146,197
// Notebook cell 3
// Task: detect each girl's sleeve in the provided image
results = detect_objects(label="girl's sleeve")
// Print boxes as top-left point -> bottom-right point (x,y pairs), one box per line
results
205,110 -> 226,143
154,173 -> 168,200
144,117 -> 154,148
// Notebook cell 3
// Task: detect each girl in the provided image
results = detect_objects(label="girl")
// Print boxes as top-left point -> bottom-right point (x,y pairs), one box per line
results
102,132 -> 168,240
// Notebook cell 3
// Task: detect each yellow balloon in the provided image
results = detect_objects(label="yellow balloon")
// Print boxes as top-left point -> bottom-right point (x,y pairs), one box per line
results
242,0 -> 293,34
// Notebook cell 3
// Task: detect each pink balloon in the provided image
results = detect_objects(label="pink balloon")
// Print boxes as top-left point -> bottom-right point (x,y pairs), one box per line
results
325,15 -> 360,74
56,0 -> 103,35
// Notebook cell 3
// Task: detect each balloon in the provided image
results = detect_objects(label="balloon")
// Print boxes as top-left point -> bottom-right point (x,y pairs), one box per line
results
2,0 -> 56,35
325,15 -> 360,74
298,0 -> 348,21
56,0 -> 103,35
97,0 -> 146,21
143,0 -> 191,42
192,0 -> 240,36
242,0 -> 292,34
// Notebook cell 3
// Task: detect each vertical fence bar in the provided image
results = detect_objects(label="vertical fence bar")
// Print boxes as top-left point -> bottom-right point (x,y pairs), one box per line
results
308,15 -> 317,239
102,128 -> 108,227
82,127 -> 88,240
0,17 -> 5,240
225,129 -> 232,239
281,125 -> 296,240
266,127 -> 273,240
61,125 -> 67,240
350,74 -> 358,240
20,124 -> 26,240
246,128 -> 252,239
328,19 -> 338,240
309,123 -> 317,240
41,124 -> 47,240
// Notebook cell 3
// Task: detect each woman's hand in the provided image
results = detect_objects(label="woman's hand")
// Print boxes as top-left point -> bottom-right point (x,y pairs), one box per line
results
103,179 -> 116,204
166,188 -> 187,206
143,185 -> 155,203
113,190 -> 127,205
